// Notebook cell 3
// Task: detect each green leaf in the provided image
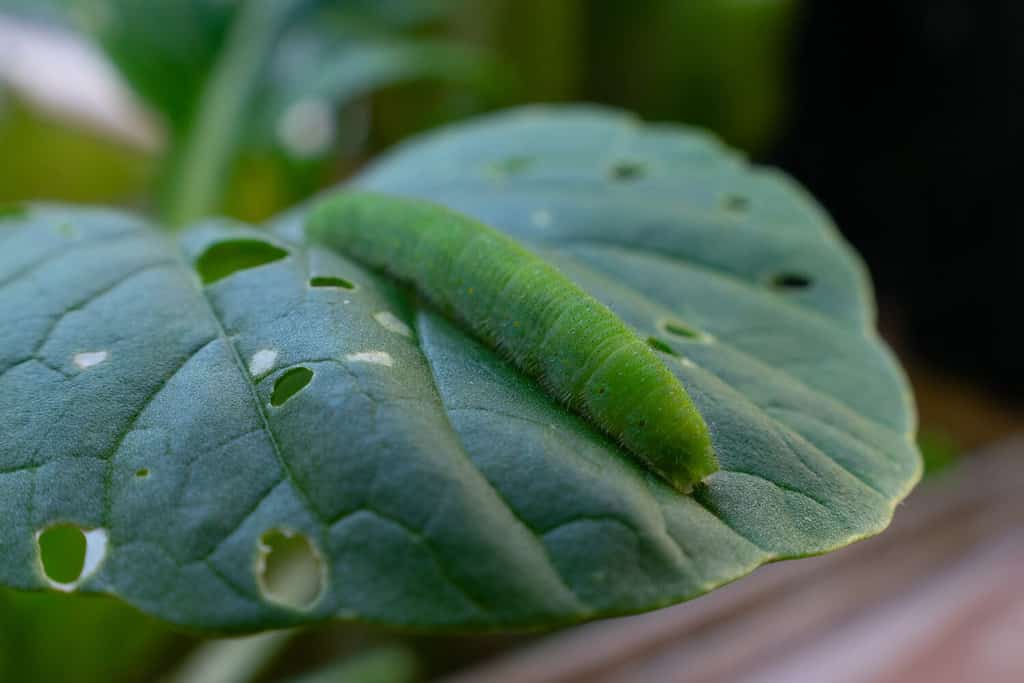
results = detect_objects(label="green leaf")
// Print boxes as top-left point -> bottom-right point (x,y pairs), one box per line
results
0,585 -> 181,683
0,107 -> 920,634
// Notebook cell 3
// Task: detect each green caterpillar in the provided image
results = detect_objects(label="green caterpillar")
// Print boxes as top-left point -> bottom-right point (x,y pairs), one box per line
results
307,192 -> 718,491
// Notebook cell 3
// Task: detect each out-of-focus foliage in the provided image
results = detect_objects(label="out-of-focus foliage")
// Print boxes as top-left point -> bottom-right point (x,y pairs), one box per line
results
917,429 -> 960,478
0,0 -> 514,222
0,587 -> 185,683
282,646 -> 419,683
0,0 -> 797,221
583,0 -> 798,153
0,96 -> 150,204
69,0 -> 238,131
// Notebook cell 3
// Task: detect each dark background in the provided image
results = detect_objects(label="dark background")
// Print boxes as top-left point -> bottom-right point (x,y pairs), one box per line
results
774,1 -> 1024,400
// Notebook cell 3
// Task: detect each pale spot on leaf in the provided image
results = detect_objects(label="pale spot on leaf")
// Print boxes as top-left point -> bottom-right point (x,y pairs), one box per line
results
373,311 -> 411,338
73,350 -> 108,369
249,349 -> 278,377
345,351 -> 394,367
531,209 -> 553,228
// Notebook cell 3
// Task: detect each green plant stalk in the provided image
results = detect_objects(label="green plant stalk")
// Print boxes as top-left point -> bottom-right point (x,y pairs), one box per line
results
162,0 -> 306,228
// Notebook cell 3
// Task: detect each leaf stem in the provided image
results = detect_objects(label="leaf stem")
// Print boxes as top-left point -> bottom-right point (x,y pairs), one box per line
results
162,0 -> 304,228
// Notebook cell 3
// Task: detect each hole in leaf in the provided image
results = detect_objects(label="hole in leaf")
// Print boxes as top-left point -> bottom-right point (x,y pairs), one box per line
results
772,273 -> 813,290
647,337 -> 679,356
610,161 -> 645,181
271,367 -> 313,407
489,156 -> 532,176
36,525 -> 107,590
310,276 -> 354,290
722,194 -> 750,212
0,203 -> 28,221
38,525 -> 86,585
195,239 -> 288,285
662,321 -> 700,339
256,529 -> 324,610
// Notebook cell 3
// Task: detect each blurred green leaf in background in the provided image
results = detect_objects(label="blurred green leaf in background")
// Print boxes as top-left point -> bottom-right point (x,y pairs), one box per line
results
0,587 -> 187,683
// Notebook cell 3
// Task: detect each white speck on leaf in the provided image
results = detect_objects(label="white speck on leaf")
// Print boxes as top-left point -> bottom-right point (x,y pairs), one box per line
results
73,351 -> 108,369
373,311 -> 411,337
345,351 -> 394,367
531,209 -> 553,228
249,349 -> 278,376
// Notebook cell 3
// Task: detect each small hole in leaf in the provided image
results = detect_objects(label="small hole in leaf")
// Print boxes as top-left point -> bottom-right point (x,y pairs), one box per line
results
772,273 -> 813,290
647,337 -> 679,356
256,529 -> 324,610
195,239 -> 288,285
0,203 -> 28,221
489,156 -> 532,176
610,161 -> 645,181
310,276 -> 354,290
723,194 -> 750,212
662,321 -> 700,339
36,526 -> 107,590
271,367 -> 313,407
135,468 -> 150,479
38,525 -> 87,585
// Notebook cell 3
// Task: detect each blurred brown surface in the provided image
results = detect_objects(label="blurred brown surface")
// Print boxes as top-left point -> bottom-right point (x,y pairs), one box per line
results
443,436 -> 1024,683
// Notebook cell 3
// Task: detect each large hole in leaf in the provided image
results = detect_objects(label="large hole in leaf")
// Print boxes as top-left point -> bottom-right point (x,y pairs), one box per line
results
36,525 -> 107,590
310,276 -> 355,290
256,529 -> 324,610
38,525 -> 86,584
271,367 -> 313,407
195,239 -> 288,285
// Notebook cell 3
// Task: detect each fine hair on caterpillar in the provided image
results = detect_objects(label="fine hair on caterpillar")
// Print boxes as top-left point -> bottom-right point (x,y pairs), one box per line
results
307,191 -> 718,491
